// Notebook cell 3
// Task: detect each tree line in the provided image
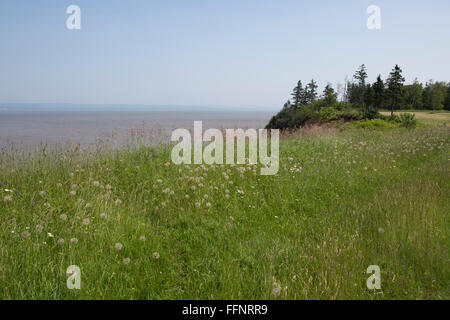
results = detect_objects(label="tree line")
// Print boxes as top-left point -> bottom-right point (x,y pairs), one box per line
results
287,64 -> 450,114
266,64 -> 449,129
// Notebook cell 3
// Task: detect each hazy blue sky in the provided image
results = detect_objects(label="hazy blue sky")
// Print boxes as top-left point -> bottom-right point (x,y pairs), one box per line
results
0,0 -> 449,108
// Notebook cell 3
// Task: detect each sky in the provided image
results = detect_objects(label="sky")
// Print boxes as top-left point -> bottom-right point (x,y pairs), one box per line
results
0,0 -> 449,109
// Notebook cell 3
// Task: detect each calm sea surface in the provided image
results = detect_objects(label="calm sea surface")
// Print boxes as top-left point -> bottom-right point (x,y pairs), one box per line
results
0,110 -> 274,150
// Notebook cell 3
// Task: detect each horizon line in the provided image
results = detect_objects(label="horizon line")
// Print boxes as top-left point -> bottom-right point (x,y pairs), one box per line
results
0,103 -> 280,111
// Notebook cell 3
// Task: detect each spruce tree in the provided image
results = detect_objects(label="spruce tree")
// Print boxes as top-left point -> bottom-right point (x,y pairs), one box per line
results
372,74 -> 385,110
306,79 -> 318,104
299,85 -> 308,105
365,84 -> 375,109
322,84 -> 337,106
354,64 -> 368,87
387,64 -> 405,116
323,84 -> 334,98
291,81 -> 304,108
353,64 -> 368,112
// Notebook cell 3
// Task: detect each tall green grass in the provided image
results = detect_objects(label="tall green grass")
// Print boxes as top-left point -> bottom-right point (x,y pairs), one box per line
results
0,127 -> 448,299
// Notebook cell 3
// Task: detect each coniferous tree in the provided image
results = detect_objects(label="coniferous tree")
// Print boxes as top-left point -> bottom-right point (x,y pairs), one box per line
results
387,64 -> 405,116
291,81 -> 303,108
365,84 -> 375,108
306,79 -> 318,104
363,84 -> 379,118
354,64 -> 368,87
353,64 -> 368,111
322,84 -> 338,106
346,82 -> 359,105
372,74 -> 385,110
322,84 -> 334,98
299,84 -> 309,105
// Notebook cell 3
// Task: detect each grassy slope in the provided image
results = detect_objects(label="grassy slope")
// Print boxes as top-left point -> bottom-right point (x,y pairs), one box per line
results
0,127 -> 449,299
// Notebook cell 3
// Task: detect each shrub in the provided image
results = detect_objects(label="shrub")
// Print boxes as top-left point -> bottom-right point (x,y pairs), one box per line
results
290,107 -> 318,127
266,104 -> 324,130
364,106 -> 380,120
317,106 -> 341,121
398,113 -> 417,129
340,108 -> 363,121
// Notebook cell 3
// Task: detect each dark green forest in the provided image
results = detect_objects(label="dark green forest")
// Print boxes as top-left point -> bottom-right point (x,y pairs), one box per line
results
266,64 -> 450,129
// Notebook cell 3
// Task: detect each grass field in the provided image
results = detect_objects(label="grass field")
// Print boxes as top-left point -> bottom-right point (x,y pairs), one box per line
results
380,110 -> 450,126
0,125 -> 449,299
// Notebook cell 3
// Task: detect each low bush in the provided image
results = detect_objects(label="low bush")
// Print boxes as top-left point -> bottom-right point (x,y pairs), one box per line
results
363,106 -> 380,120
398,112 -> 417,129
344,119 -> 397,130
317,106 -> 341,121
